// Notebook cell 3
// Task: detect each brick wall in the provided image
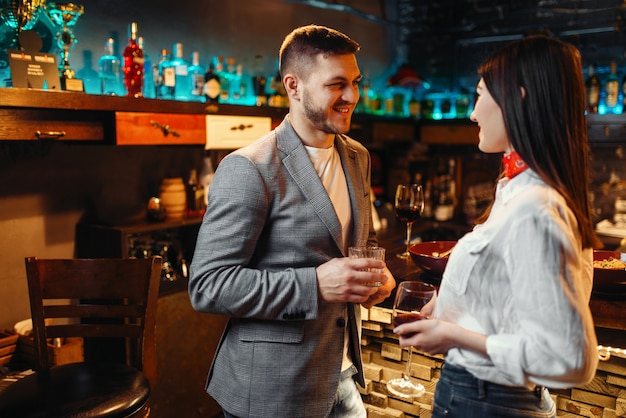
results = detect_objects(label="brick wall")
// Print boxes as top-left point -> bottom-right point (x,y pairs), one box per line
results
360,306 -> 626,418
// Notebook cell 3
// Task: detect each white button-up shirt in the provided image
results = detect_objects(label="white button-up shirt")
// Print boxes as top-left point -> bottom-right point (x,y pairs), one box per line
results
435,169 -> 598,389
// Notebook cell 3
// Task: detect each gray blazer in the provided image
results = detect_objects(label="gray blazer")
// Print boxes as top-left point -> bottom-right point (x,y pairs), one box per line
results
189,116 -> 377,417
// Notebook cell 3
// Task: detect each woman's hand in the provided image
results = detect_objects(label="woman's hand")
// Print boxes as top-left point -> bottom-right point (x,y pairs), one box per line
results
394,319 -> 488,357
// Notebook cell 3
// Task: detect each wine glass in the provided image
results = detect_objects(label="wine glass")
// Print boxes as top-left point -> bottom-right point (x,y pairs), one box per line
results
386,280 -> 437,399
395,184 -> 425,259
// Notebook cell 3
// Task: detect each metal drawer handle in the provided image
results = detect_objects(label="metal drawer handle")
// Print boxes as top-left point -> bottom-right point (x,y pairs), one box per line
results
35,130 -> 66,139
150,120 -> 180,137
230,124 -> 254,131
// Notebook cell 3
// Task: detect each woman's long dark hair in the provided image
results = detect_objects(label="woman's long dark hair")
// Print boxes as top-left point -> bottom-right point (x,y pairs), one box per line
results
478,35 -> 601,249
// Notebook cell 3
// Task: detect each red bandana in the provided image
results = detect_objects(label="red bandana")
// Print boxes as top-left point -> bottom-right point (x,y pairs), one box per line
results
502,151 -> 529,179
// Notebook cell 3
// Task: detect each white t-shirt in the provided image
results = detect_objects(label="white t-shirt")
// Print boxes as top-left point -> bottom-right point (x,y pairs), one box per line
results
305,143 -> 355,373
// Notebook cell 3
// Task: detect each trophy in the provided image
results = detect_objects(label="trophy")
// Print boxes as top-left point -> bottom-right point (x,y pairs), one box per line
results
0,0 -> 46,87
45,1 -> 83,89
0,0 -> 45,33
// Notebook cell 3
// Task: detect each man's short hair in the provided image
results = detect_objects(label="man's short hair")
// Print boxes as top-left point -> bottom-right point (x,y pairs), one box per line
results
279,24 -> 360,80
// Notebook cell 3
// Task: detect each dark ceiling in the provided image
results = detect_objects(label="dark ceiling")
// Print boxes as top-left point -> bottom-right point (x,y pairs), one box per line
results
288,0 -> 626,92
397,0 -> 626,91
397,0 -> 626,89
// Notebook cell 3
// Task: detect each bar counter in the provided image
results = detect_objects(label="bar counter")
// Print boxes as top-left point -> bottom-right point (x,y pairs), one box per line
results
365,219 -> 626,417
376,218 -> 626,331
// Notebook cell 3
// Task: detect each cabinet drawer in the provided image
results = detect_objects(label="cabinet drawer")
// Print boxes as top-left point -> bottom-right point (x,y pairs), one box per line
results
205,114 -> 271,149
115,112 -> 206,145
420,122 -> 478,144
0,109 -> 106,141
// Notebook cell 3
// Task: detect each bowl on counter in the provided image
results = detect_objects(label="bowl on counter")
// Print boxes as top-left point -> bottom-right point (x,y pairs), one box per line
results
593,250 -> 626,295
409,241 -> 456,277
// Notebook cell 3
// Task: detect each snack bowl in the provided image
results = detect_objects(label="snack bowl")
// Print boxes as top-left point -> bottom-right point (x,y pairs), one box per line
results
409,241 -> 456,277
593,250 -> 626,294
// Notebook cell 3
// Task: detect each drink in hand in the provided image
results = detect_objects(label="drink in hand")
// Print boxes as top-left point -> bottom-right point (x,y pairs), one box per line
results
386,280 -> 436,398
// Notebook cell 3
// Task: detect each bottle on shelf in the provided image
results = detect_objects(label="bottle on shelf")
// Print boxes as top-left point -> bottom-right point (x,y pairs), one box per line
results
188,51 -> 205,102
230,62 -> 244,104
267,58 -> 287,107
198,151 -> 215,206
252,54 -> 267,106
433,158 -> 457,222
98,37 -> 123,96
156,49 -> 175,100
186,168 -> 206,217
604,61 -> 620,114
622,72 -> 626,110
357,70 -> 371,113
585,64 -> 600,114
122,22 -> 145,98
218,56 -> 232,103
171,43 -> 190,101
138,37 -> 154,99
203,59 -> 221,104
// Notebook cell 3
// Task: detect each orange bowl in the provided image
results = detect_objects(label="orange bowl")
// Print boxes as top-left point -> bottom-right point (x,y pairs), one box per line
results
593,250 -> 626,294
409,241 -> 456,277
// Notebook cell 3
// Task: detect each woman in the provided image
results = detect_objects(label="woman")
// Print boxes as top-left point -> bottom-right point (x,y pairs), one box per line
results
393,35 -> 601,417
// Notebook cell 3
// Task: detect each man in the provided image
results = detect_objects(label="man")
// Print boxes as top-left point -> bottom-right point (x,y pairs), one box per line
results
189,24 -> 395,418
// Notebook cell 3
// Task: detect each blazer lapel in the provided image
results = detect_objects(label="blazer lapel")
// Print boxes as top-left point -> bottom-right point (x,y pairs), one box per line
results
277,119 -> 344,251
335,136 -> 367,253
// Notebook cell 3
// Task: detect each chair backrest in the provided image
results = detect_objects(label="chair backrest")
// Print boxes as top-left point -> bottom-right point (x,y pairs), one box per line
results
24,256 -> 162,386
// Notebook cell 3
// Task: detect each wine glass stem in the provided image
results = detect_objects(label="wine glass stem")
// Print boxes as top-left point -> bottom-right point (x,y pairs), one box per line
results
405,222 -> 413,255
403,347 -> 413,382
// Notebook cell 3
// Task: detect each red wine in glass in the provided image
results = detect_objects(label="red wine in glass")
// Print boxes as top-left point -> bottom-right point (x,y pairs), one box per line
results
392,312 -> 426,338
392,312 -> 427,327
387,280 -> 436,399
395,207 -> 421,223
395,184 -> 424,259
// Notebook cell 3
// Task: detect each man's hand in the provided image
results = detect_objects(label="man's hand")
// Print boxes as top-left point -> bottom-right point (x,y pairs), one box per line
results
316,257 -> 389,304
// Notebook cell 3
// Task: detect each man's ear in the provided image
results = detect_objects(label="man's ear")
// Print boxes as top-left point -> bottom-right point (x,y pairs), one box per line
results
284,74 -> 299,99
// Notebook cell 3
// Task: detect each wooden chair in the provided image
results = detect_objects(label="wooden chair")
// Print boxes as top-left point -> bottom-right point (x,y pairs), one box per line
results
0,256 -> 162,418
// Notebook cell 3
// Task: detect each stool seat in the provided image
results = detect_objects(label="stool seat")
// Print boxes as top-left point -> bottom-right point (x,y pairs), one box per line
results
0,362 -> 150,418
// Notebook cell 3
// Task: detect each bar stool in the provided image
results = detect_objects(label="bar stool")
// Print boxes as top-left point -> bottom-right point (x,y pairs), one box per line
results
0,256 -> 162,418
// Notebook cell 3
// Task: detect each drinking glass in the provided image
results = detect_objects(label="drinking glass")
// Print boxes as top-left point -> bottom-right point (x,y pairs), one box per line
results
348,246 -> 385,287
386,280 -> 437,398
395,184 -> 425,259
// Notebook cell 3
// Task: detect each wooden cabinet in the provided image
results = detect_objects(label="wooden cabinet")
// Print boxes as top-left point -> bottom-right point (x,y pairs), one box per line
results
0,87 -> 286,146
587,113 -> 626,144
420,120 -> 478,145
115,112 -> 206,145
205,114 -> 272,149
0,108 -> 109,141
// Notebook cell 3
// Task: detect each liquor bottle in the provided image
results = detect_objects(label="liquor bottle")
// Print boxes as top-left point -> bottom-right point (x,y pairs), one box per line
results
98,37 -> 122,96
138,37 -> 154,99
358,70 -> 371,113
622,73 -> 626,109
122,22 -> 144,98
171,43 -> 190,101
230,63 -> 244,104
156,49 -> 175,100
585,64 -> 600,114
203,60 -> 221,104
604,61 -> 619,114
252,54 -> 267,106
188,51 -> 205,102
218,56 -> 232,103
186,169 -> 206,217
198,152 -> 214,206
268,58 -> 287,107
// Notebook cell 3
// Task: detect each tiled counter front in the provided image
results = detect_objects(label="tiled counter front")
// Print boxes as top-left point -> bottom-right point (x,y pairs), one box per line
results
360,306 -> 626,418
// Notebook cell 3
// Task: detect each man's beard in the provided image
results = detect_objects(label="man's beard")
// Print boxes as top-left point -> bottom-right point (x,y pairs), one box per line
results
302,92 -> 349,135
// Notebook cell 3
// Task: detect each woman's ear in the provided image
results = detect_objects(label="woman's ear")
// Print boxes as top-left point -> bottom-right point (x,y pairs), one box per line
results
520,86 -> 526,99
